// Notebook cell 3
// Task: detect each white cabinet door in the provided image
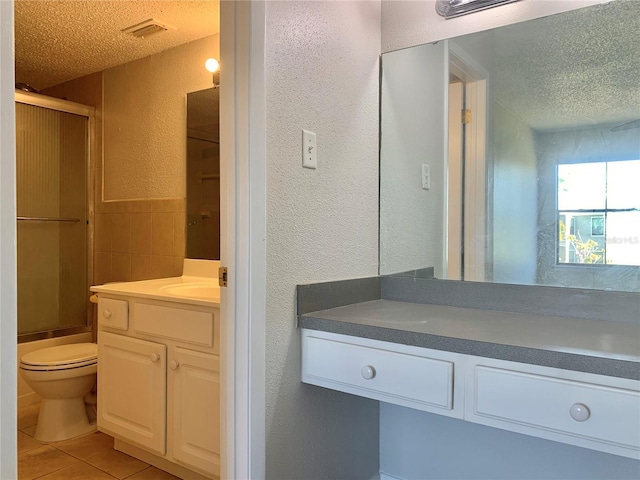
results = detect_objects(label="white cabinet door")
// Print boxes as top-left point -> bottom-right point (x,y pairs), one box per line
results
98,331 -> 167,454
170,347 -> 220,478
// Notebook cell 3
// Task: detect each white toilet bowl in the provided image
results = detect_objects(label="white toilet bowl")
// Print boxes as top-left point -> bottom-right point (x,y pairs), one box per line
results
19,343 -> 98,442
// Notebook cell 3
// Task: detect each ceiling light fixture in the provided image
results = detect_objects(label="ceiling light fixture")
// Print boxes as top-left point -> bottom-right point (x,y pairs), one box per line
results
436,0 -> 520,19
122,18 -> 175,38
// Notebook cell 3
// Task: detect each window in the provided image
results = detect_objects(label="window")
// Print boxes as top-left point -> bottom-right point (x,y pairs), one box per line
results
557,160 -> 640,266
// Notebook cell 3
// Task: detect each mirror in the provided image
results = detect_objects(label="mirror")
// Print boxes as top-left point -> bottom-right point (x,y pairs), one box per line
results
380,1 -> 640,292
186,87 -> 220,260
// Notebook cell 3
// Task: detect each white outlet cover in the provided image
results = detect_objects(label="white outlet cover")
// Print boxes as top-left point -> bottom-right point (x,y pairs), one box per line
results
302,129 -> 317,169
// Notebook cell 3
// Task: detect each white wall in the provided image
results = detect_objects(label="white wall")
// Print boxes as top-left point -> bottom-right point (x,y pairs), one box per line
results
380,404 -> 640,480
103,35 -> 218,201
0,1 -> 17,477
265,1 -> 381,478
491,101 -> 538,285
379,2 -> 640,479
379,42 -> 447,277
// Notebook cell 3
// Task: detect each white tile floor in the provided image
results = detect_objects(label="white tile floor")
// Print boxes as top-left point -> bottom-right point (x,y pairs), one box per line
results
18,403 -> 179,480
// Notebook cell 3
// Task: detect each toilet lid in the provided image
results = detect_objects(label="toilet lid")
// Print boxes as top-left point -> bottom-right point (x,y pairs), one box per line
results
20,343 -> 97,370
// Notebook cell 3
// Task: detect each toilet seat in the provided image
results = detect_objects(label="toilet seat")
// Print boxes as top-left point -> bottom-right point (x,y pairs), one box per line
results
20,343 -> 97,371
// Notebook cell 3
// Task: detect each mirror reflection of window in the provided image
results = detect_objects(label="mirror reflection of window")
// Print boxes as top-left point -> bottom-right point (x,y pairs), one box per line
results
557,160 -> 640,267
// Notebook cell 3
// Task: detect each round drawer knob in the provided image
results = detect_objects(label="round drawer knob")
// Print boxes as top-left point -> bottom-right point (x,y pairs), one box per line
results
169,360 -> 180,370
102,309 -> 112,319
569,403 -> 590,422
361,365 -> 376,380
150,353 -> 160,363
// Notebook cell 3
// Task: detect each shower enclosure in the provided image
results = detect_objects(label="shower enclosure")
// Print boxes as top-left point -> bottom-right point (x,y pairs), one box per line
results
15,91 -> 93,341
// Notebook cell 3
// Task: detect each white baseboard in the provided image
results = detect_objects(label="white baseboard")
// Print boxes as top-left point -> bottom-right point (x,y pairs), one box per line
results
379,471 -> 408,480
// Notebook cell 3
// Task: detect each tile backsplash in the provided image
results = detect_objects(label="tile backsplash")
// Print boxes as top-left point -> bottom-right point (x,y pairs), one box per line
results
94,189 -> 185,284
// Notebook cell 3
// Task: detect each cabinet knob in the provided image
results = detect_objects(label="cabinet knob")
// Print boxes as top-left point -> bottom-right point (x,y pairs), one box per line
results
150,353 -> 160,363
102,309 -> 112,319
169,360 -> 180,370
361,365 -> 376,380
569,403 -> 590,422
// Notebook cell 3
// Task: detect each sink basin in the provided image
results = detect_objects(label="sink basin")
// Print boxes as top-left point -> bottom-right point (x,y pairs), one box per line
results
159,283 -> 219,300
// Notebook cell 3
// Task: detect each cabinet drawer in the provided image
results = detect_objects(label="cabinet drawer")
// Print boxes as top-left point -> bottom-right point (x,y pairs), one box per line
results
134,302 -> 214,347
473,366 -> 640,451
98,298 -> 128,330
303,333 -> 453,410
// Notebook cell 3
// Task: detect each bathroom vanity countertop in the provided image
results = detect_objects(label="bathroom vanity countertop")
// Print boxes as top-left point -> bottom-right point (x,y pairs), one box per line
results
298,299 -> 640,380
91,276 -> 220,307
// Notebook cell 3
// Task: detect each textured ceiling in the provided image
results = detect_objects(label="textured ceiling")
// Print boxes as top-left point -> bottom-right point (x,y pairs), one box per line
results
453,0 -> 639,131
15,0 -> 219,90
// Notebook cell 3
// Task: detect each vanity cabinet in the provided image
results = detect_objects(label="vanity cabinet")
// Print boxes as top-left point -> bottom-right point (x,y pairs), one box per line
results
301,329 -> 640,460
98,332 -> 167,454
98,296 -> 220,479
170,347 -> 220,475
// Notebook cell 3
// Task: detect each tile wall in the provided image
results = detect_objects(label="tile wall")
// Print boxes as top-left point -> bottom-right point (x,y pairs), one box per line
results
94,193 -> 186,284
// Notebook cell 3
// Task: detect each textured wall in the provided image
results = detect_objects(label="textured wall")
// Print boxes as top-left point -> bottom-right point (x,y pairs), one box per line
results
103,35 -> 218,201
381,0 -> 606,53
265,2 -> 381,478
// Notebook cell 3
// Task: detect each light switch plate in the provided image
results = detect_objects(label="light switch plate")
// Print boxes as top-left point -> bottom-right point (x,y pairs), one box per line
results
422,164 -> 430,190
302,130 -> 317,169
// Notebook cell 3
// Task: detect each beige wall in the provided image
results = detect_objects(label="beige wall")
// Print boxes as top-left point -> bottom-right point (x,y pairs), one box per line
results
103,35 -> 219,201
45,35 -> 220,286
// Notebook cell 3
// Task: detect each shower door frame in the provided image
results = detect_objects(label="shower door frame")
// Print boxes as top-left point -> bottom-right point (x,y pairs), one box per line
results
15,91 -> 95,343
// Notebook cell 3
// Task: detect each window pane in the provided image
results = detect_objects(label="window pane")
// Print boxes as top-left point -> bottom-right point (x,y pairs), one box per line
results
558,162 -> 606,210
607,160 -> 640,209
606,211 -> 640,266
558,212 -> 605,264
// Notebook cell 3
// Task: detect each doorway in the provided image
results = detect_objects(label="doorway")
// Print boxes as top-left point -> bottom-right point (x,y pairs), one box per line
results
446,45 -> 488,282
1,2 -> 267,478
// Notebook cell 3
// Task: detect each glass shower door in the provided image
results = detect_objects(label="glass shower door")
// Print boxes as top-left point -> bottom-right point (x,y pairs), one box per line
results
16,101 -> 89,337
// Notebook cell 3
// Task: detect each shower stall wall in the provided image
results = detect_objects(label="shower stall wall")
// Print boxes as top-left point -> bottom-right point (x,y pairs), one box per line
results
15,91 -> 93,341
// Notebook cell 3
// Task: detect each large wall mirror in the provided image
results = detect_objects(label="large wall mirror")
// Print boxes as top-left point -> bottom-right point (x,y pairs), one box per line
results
186,87 -> 220,260
380,0 -> 640,292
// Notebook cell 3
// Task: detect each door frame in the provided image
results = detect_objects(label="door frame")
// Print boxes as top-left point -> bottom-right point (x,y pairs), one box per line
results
0,1 -> 18,477
0,1 -> 267,478
448,43 -> 488,282
219,1 -> 266,479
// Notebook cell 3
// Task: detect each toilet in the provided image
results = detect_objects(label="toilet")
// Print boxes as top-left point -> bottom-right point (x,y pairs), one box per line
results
19,343 -> 98,442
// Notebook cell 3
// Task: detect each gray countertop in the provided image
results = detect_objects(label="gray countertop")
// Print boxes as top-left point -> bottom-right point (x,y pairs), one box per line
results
298,299 -> 640,380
